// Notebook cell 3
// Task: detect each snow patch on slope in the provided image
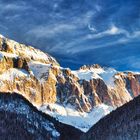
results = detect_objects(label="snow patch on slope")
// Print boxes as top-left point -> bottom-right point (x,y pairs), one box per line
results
39,103 -> 113,132
0,51 -> 18,58
0,52 -> 4,60
99,68 -> 117,87
0,68 -> 29,81
72,70 -> 101,81
28,61 -> 52,82
0,51 -> 18,62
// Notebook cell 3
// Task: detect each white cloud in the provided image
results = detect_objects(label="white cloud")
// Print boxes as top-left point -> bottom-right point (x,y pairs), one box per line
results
5,14 -> 21,20
132,31 -> 140,38
70,11 -> 95,28
66,38 -> 126,54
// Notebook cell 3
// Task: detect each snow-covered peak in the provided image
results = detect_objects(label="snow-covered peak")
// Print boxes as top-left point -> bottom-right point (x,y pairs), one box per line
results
72,66 -> 117,87
79,64 -> 102,70
72,69 -> 102,81
0,34 -> 59,66
0,68 -> 29,81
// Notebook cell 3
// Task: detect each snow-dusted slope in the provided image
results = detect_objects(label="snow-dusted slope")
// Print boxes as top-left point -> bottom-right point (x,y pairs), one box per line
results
0,93 -> 60,140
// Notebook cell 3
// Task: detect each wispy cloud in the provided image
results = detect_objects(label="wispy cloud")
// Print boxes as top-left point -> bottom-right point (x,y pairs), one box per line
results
130,58 -> 140,70
110,55 -> 140,71
88,24 -> 96,32
0,24 -> 8,30
63,24 -> 140,54
87,24 -> 122,39
27,10 -> 95,39
95,4 -> 102,12
4,4 -> 27,10
27,24 -> 77,38
0,2 -> 30,12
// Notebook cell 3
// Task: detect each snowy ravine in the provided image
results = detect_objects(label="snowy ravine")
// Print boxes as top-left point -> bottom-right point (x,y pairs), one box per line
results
39,103 -> 113,132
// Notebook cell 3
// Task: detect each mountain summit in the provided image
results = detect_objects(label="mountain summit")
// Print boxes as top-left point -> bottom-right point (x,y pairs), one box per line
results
0,34 -> 140,133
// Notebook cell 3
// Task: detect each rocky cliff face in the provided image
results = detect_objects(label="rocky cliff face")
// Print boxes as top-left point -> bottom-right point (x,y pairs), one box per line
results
0,34 -> 140,132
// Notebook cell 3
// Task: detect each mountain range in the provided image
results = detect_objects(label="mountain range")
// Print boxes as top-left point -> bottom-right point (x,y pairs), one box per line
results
0,34 -> 140,139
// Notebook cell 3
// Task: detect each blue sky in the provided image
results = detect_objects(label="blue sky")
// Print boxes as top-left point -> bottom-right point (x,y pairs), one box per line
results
0,0 -> 140,70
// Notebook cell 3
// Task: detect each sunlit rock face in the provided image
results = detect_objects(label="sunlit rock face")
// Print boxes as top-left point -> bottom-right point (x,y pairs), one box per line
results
0,35 -> 140,132
0,35 -> 59,106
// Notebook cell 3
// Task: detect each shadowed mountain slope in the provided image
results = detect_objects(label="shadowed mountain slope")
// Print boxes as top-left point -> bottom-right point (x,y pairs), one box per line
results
80,95 -> 140,140
0,92 -> 83,140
